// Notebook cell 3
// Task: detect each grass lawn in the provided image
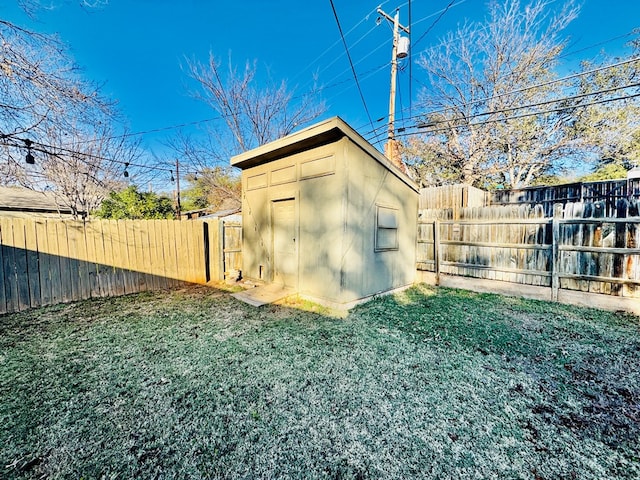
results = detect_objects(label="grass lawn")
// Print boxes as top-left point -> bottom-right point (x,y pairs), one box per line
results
1,284 -> 639,479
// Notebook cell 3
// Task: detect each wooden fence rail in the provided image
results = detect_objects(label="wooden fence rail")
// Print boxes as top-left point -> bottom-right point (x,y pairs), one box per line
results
417,200 -> 640,313
0,218 -> 225,315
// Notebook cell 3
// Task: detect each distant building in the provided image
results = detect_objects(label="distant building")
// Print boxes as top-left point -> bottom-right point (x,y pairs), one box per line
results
180,208 -> 210,220
181,197 -> 241,220
0,186 -> 80,218
231,116 -> 418,308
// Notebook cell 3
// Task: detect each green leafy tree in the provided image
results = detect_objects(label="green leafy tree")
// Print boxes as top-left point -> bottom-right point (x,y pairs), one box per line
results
569,47 -> 640,174
528,173 -> 572,186
94,186 -> 175,219
579,163 -> 630,182
181,167 -> 241,212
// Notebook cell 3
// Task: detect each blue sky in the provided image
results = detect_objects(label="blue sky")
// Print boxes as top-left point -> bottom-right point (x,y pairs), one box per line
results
2,0 -> 639,177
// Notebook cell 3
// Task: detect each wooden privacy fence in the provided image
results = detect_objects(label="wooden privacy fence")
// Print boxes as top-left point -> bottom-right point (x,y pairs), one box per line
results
417,199 -> 640,311
419,184 -> 488,215
0,217 -> 231,315
222,221 -> 242,279
490,178 -> 640,217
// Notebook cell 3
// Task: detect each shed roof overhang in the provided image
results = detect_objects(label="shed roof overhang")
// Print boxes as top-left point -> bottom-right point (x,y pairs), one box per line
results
230,116 -> 418,192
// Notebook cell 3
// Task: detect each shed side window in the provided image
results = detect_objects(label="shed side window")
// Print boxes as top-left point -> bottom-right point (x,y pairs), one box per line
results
375,206 -> 399,251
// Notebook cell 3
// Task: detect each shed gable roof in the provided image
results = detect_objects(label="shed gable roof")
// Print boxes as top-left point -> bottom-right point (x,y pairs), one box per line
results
230,116 -> 418,192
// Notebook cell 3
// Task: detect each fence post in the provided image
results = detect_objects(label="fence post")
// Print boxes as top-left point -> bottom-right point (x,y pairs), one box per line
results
433,219 -> 440,286
615,198 -> 629,296
203,221 -> 211,283
551,204 -> 563,301
219,219 -> 225,281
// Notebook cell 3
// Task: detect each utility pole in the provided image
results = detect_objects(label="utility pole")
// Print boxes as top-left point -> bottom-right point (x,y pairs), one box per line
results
377,7 -> 409,172
175,159 -> 182,220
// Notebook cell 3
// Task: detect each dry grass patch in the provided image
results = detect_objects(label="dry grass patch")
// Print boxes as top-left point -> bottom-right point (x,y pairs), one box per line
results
1,284 -> 638,479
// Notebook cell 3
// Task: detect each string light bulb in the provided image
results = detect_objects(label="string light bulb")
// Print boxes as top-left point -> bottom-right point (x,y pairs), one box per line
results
24,139 -> 35,164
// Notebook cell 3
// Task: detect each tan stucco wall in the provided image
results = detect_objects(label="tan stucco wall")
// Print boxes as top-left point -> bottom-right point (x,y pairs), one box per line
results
297,144 -> 346,301
339,138 -> 418,302
241,142 -> 344,294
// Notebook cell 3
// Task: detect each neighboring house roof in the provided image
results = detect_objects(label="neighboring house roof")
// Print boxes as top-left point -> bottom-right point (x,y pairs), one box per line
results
0,186 -> 75,216
181,208 -> 210,220
199,207 -> 241,219
230,116 -> 418,192
183,198 -> 242,220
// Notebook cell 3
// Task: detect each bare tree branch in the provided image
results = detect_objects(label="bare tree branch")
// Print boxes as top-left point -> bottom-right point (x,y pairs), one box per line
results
0,15 -> 145,218
183,52 -> 326,158
407,0 -> 581,189
168,53 -> 326,209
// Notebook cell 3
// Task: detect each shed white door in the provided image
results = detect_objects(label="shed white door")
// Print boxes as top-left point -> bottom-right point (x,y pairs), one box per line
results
272,198 -> 298,287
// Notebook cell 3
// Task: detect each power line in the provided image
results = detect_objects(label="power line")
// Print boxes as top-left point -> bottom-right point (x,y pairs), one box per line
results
328,0 -> 379,144
12,21 -> 634,161
293,2 -> 390,87
413,0 -> 457,50
322,62 -> 391,110
311,22 -> 381,83
312,29 -> 394,103
370,91 -> 640,141
41,143 -> 172,172
404,29 -> 639,119
308,62 -> 390,98
558,30 -> 638,61
415,91 -> 640,136
408,0 -> 413,120
394,42 -> 640,131
69,116 -> 223,146
396,20 -> 636,132
361,56 -> 640,135
49,3 -> 459,151
405,80 -> 640,134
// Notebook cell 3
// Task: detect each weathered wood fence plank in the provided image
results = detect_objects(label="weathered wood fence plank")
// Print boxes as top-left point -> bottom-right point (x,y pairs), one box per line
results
193,221 -> 206,284
0,221 -> 6,312
24,219 -> 41,308
1,218 -> 19,313
150,219 -> 166,290
552,205 -> 561,301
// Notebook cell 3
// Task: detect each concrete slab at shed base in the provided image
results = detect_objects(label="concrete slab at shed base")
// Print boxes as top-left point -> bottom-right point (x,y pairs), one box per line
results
232,284 -> 296,307
297,283 -> 415,311
232,283 -> 416,310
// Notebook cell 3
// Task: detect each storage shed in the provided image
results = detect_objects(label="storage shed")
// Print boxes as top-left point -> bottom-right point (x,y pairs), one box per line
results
230,116 -> 418,308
